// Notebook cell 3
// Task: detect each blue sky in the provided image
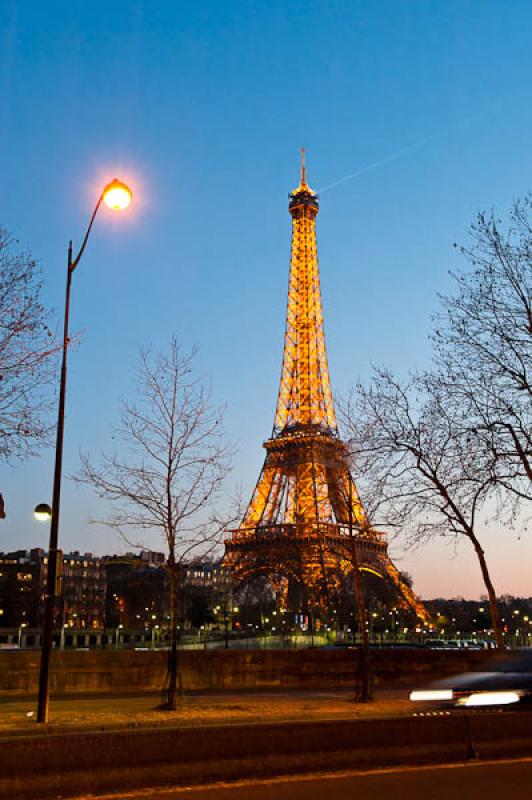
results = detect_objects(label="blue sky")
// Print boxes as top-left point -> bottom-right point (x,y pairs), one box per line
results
1,1 -> 531,598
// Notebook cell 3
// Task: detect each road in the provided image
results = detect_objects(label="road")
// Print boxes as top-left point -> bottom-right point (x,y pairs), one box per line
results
78,759 -> 532,800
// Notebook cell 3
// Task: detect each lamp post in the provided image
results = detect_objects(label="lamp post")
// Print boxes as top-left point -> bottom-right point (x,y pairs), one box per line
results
36,179 -> 132,724
18,622 -> 27,648
115,623 -> 124,650
60,621 -> 67,651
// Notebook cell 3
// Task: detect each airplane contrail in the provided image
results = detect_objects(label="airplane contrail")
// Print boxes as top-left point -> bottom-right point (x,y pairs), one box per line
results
318,135 -> 432,193
317,105 -> 504,194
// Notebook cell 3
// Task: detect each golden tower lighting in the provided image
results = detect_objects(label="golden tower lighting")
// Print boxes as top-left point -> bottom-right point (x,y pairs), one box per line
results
223,151 -> 427,621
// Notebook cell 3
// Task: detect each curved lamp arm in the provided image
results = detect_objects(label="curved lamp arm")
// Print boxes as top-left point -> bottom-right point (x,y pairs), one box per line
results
70,194 -> 104,272
69,178 -> 131,272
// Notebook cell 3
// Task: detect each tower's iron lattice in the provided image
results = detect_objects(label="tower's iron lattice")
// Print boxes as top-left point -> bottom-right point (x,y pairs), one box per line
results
224,153 -> 427,620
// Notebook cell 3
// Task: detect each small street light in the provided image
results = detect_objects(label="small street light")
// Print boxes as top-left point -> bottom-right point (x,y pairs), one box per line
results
60,622 -> 68,651
34,504 -> 52,521
115,623 -> 124,650
37,178 -> 132,724
18,622 -> 27,648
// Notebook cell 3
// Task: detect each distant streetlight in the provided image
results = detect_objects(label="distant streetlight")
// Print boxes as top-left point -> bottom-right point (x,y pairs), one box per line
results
18,622 -> 27,648
60,622 -> 68,651
37,178 -> 132,724
115,623 -> 124,649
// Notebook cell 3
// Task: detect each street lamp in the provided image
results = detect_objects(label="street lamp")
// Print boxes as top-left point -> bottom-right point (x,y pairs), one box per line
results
18,622 -> 27,648
34,504 -> 52,521
103,180 -> 132,211
37,178 -> 132,724
115,623 -> 124,649
60,621 -> 68,651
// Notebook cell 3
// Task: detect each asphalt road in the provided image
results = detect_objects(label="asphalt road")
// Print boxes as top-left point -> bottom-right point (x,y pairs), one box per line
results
78,759 -> 532,800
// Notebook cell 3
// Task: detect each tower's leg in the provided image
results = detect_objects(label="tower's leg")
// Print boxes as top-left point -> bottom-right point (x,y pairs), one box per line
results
382,559 -> 430,623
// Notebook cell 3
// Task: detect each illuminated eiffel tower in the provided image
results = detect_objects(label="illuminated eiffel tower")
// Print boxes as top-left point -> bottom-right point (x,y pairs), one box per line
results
224,153 -> 426,620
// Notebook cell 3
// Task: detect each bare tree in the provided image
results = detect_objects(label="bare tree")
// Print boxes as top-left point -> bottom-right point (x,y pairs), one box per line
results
434,198 -> 532,505
340,368 -> 504,649
0,228 -> 57,466
76,338 -> 233,709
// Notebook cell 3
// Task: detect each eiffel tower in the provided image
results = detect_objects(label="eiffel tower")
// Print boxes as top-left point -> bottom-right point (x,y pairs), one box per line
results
224,152 -> 427,621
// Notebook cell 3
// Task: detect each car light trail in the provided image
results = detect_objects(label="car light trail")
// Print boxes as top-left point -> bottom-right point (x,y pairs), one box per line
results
410,690 -> 454,702
459,692 -> 521,707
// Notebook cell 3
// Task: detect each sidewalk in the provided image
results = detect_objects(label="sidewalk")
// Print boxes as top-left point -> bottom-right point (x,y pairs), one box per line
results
0,687 -> 412,734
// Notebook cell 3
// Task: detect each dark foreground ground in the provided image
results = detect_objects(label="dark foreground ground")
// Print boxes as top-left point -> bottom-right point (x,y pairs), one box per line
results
0,686 -> 409,731
75,758 -> 532,800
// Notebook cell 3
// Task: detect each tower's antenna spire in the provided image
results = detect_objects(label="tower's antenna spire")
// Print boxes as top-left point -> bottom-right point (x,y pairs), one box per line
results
300,147 -> 307,186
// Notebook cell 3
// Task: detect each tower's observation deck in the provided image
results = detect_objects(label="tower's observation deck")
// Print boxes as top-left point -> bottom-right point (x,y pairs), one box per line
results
224,153 -> 426,620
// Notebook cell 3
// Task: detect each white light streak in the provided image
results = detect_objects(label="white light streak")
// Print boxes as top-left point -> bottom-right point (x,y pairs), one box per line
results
409,689 -> 453,702
459,691 -> 521,707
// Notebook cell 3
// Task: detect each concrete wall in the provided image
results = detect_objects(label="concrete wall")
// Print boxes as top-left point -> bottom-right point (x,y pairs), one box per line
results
2,708 -> 532,800
0,647 -> 493,695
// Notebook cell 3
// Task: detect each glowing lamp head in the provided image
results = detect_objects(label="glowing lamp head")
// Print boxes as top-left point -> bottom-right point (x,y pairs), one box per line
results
103,179 -> 132,211
34,503 -> 52,521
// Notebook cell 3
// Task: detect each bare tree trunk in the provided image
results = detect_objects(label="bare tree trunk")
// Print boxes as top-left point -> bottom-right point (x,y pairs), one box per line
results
351,548 -> 373,701
469,534 -> 504,650
348,481 -> 373,702
165,565 -> 179,710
